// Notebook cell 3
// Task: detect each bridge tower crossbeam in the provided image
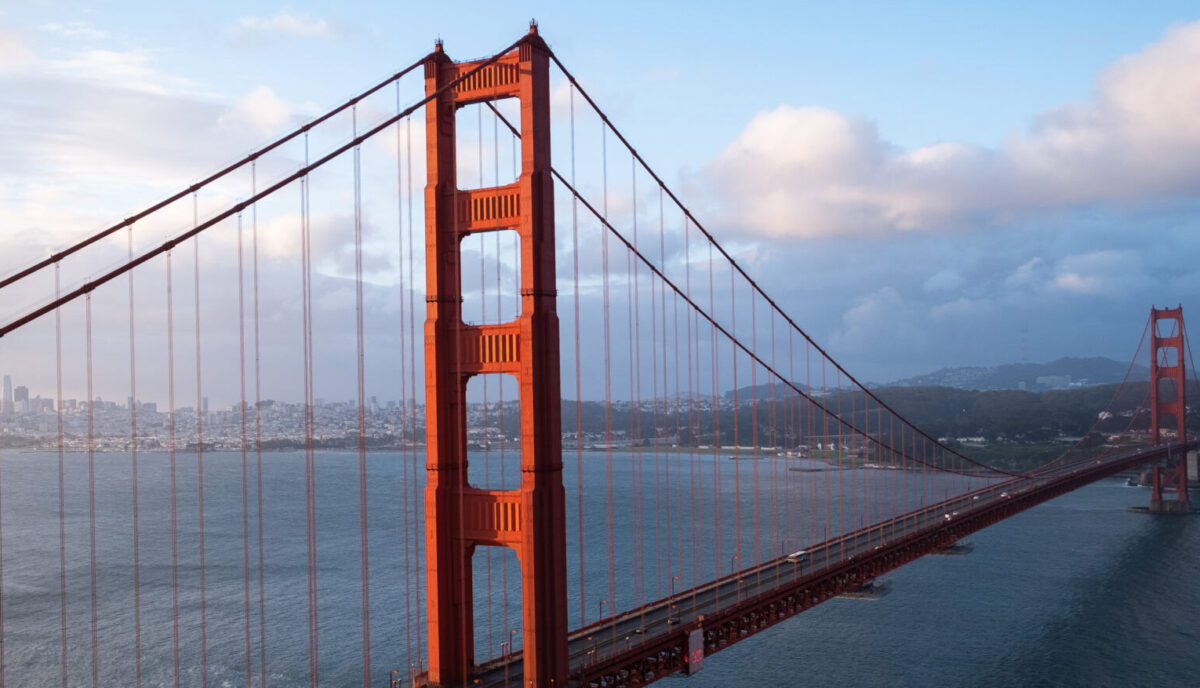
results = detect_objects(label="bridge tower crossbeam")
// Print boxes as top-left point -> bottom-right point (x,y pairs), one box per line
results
422,26 -> 569,687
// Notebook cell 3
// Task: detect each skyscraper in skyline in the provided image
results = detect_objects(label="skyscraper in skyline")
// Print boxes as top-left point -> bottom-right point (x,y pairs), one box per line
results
2,374 -> 11,415
13,385 -> 28,415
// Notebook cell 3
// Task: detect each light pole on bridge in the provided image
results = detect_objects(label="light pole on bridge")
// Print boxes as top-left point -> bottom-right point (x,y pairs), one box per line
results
500,641 -> 510,688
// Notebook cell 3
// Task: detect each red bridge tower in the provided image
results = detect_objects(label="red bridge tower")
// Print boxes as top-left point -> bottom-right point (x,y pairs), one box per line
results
1149,305 -> 1191,513
422,26 -> 569,687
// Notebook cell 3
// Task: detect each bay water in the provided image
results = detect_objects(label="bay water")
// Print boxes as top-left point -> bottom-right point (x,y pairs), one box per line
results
0,449 -> 1193,686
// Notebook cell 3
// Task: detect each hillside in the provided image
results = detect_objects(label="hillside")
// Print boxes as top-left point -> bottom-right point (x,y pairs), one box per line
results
885,356 -> 1148,391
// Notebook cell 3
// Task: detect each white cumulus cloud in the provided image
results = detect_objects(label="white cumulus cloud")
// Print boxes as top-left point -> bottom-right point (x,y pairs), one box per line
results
706,19 -> 1200,239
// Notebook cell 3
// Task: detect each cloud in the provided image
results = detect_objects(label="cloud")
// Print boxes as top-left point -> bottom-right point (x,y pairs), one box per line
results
40,22 -> 107,40
997,251 -> 1147,297
929,296 -> 984,321
255,212 -> 396,279
923,268 -> 965,293
0,45 -> 304,260
1049,250 -> 1144,296
706,19 -> 1200,239
41,48 -> 205,95
218,85 -> 293,136
0,28 -> 32,69
1005,257 -> 1047,290
232,13 -> 331,38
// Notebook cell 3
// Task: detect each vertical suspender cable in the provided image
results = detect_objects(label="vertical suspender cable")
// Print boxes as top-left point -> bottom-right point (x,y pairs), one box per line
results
821,358 -> 830,544
311,144 -> 322,686
787,324 -> 796,576
751,292 -> 760,576
682,216 -> 698,605
300,138 -> 320,685
353,107 -> 373,687
650,187 -> 662,600
663,281 -> 672,592
236,212 -> 253,688
707,240 -> 721,583
864,390 -> 871,543
601,123 -> 616,630
897,420 -> 904,517
806,342 -> 814,570
907,427 -> 916,506
394,90 -> 414,672
167,251 -> 180,688
300,153 -> 312,684
848,371 -> 857,537
630,158 -> 646,616
128,226 -> 143,688
672,264 -> 682,584
628,159 -> 642,612
835,369 -> 844,556
769,309 -> 778,567
730,274 -> 740,574
569,85 -> 587,626
55,265 -> 68,688
676,278 -> 686,578
866,399 -> 873,542
192,196 -> 209,688
679,216 -> 689,589
406,119 -> 424,671
920,421 -> 927,507
877,405 -> 885,543
662,238 -> 674,598
86,294 -> 98,688
251,162 -> 269,688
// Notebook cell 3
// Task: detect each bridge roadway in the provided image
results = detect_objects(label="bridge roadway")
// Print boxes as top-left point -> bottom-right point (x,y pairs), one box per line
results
464,442 -> 1194,688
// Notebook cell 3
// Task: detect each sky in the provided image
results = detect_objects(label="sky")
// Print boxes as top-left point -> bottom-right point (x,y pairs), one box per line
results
2,2 -> 1200,405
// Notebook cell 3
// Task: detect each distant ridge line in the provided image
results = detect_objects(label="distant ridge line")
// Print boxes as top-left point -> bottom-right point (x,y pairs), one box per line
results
886,356 -> 1150,392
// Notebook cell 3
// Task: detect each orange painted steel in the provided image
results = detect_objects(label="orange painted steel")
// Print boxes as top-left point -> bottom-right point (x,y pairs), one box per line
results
1149,306 -> 1190,510
422,26 -> 569,687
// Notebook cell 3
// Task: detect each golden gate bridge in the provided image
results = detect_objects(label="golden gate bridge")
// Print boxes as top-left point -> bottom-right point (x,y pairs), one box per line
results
0,24 -> 1195,688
